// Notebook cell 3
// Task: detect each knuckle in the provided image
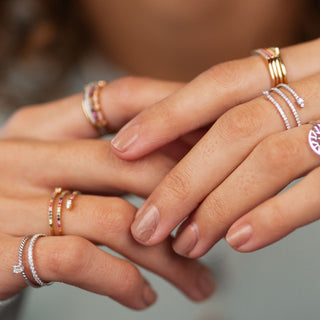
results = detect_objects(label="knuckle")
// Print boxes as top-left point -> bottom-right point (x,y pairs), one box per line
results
264,202 -> 291,230
0,106 -> 33,138
204,60 -> 245,89
256,133 -> 302,174
202,193 -> 230,226
113,264 -> 141,297
94,198 -> 134,236
215,104 -> 262,142
163,170 -> 191,200
47,236 -> 91,278
108,76 -> 141,109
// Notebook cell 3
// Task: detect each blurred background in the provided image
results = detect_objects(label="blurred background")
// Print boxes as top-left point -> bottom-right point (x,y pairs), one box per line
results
1,0 -> 320,319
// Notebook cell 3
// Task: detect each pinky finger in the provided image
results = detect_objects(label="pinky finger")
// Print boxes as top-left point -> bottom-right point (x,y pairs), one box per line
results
226,167 -> 320,252
3,235 -> 157,310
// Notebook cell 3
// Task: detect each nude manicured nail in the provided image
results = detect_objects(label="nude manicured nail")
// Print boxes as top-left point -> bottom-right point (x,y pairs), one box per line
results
131,205 -> 159,242
226,223 -> 253,249
111,124 -> 139,152
173,222 -> 199,256
198,268 -> 215,298
142,283 -> 157,307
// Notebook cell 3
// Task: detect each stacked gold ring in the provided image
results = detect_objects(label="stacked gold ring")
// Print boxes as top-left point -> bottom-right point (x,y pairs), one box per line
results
251,47 -> 288,86
82,80 -> 109,136
48,188 -> 81,236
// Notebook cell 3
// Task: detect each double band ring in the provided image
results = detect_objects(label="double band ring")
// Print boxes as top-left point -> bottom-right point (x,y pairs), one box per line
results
13,234 -> 52,288
252,47 -> 288,87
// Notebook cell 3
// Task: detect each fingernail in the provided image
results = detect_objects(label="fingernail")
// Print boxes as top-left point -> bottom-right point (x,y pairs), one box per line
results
173,222 -> 199,256
226,223 -> 253,249
198,268 -> 215,298
111,124 -> 139,152
132,205 -> 159,242
142,283 -> 157,306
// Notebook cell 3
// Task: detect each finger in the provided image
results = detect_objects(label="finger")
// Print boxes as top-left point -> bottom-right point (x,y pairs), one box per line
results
130,73 -> 320,246
226,166 -> 320,252
173,123 -> 320,257
3,234 -> 157,309
2,196 -> 215,301
111,38 -> 320,160
0,77 -> 183,140
0,139 -> 175,198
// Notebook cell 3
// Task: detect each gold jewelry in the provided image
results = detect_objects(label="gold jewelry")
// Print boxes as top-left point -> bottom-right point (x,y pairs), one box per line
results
251,47 -> 288,87
56,190 -> 71,236
66,191 -> 81,210
48,188 -> 62,236
82,81 -> 109,136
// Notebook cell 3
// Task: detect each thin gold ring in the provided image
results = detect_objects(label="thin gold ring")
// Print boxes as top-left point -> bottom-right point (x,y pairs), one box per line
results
251,47 -> 288,87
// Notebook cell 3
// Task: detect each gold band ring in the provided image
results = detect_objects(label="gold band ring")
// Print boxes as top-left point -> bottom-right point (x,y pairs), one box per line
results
252,47 -> 288,87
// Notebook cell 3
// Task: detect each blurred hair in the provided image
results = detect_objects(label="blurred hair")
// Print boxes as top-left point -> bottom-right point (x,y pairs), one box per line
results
0,0 -> 88,108
0,0 -> 319,109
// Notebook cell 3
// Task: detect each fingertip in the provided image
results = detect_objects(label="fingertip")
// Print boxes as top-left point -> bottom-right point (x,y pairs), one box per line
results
142,282 -> 158,308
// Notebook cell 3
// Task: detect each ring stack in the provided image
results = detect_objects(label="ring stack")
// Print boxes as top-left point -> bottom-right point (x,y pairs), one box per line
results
13,235 -> 51,288
252,47 -> 287,86
82,81 -> 109,136
48,187 -> 81,236
263,84 -> 305,130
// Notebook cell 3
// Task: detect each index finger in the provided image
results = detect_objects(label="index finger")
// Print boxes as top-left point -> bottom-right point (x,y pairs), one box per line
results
111,38 -> 320,160
0,77 -> 183,140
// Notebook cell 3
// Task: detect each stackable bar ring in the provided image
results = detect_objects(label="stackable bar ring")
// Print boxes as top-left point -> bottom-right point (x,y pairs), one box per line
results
12,235 -> 40,288
263,90 -> 291,130
28,234 -> 52,287
277,84 -> 305,108
56,190 -> 71,236
82,81 -> 108,136
93,82 -> 108,127
66,191 -> 81,210
48,187 -> 62,236
270,88 -> 301,127
252,47 -> 288,86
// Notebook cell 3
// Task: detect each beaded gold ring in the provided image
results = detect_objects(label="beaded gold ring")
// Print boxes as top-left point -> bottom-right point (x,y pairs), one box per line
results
48,188 -> 62,236
82,81 -> 109,136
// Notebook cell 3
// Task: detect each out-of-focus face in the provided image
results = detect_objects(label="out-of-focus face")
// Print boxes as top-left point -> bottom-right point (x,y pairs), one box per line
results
81,0 -> 308,80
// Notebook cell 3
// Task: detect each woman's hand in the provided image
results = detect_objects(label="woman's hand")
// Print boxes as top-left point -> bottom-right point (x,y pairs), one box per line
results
108,38 -> 320,257
0,85 -> 216,310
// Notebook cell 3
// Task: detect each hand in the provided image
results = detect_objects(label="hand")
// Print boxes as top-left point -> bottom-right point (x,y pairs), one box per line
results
108,38 -> 320,256
0,82 -> 216,310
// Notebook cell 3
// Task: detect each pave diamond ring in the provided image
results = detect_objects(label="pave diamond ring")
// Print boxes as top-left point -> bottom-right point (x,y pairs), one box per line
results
12,235 -> 40,288
28,234 -> 53,287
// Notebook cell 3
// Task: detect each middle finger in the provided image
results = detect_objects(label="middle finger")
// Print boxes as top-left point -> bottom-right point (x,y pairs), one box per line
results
130,73 -> 320,246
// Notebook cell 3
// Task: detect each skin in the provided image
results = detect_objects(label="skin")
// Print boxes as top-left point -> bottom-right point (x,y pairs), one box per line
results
80,0 -> 307,81
109,38 -> 320,257
1,0 -> 318,309
0,77 -> 216,309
